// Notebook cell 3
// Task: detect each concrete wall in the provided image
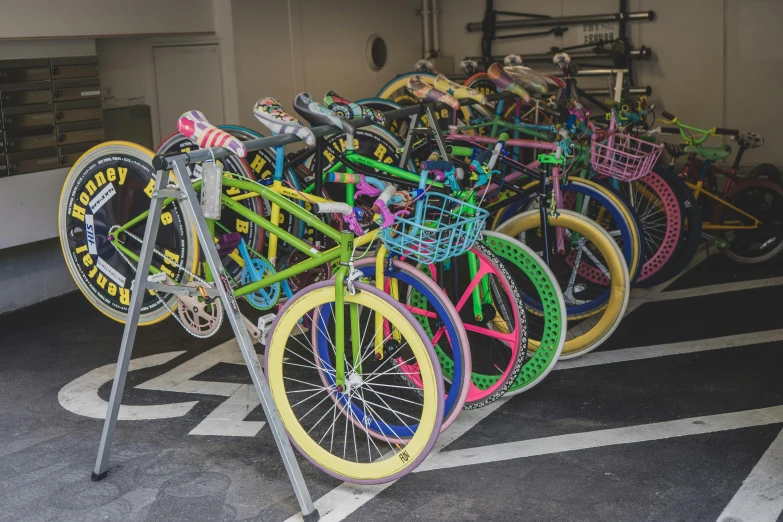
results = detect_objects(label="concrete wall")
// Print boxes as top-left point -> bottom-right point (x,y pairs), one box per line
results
231,0 -> 422,135
437,0 -> 782,165
0,239 -> 75,315
0,0 -> 422,313
0,0 -> 214,38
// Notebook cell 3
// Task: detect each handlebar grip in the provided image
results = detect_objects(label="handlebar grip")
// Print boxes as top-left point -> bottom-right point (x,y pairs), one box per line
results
421,160 -> 454,171
475,149 -> 493,164
312,202 -> 353,216
661,110 -> 676,120
376,184 -> 396,205
715,127 -> 740,136
660,127 -> 681,134
446,145 -> 474,157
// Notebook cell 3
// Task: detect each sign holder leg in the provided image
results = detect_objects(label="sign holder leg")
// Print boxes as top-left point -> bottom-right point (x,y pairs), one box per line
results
91,160 -> 319,521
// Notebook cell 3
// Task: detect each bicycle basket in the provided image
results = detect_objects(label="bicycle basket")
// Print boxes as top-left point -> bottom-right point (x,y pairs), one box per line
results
590,132 -> 662,181
380,192 -> 488,264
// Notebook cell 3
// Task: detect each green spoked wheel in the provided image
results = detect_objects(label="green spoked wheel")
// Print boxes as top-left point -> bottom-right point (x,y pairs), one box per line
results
480,231 -> 566,395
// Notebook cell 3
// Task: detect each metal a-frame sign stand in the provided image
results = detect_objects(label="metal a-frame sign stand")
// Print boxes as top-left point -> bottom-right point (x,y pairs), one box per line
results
89,155 -> 320,522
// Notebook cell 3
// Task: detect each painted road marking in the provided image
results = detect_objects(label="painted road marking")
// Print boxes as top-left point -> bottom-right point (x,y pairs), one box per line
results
417,405 -> 783,473
717,428 -> 783,522
556,329 -> 783,371
58,351 -> 197,420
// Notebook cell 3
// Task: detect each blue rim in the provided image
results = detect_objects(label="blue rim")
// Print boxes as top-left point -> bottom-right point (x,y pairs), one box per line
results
315,264 -> 463,437
498,181 -> 637,315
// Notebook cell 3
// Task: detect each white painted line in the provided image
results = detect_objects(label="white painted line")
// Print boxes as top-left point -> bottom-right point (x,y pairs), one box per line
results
416,405 -> 783,472
718,428 -> 783,522
556,329 -> 783,371
634,276 -> 783,304
624,246 -> 708,315
58,351 -> 198,420
188,384 -> 265,437
283,398 -> 513,522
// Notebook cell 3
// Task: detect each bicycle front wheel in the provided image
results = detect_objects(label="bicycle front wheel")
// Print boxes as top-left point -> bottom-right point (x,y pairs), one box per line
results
264,280 -> 443,484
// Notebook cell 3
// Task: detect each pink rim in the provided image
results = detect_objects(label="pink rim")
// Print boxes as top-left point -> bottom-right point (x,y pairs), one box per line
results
425,246 -> 524,405
633,171 -> 682,282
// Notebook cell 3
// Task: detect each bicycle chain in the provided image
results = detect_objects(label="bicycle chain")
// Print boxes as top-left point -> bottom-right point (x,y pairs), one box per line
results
111,231 -> 224,339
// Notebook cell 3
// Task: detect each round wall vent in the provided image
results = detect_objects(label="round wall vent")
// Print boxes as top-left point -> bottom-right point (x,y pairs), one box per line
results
366,34 -> 387,72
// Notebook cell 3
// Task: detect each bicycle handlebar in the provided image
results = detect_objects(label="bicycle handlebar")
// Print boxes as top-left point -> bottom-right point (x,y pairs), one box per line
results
715,127 -> 740,136
313,202 -> 354,216
661,110 -> 676,121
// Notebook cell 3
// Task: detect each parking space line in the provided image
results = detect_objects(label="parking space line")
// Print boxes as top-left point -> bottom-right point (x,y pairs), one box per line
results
717,428 -> 783,522
416,405 -> 783,473
637,276 -> 783,304
283,400 -> 512,522
556,329 -> 783,371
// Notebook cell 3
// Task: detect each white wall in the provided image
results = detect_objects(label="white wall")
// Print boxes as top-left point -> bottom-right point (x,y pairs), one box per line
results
0,0 -> 214,38
231,0 -> 422,134
437,0 -> 782,165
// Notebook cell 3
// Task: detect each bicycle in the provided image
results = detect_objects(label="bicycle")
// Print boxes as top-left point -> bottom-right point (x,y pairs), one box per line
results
654,110 -> 783,265
59,111 -> 452,483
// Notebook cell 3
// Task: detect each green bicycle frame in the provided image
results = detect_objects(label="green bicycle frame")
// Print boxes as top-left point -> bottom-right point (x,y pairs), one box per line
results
110,175 -> 366,387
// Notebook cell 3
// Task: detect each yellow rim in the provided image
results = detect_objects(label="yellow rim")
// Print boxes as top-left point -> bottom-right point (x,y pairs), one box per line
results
491,178 -> 641,277
267,285 -> 439,481
496,210 -> 628,355
58,141 -> 199,326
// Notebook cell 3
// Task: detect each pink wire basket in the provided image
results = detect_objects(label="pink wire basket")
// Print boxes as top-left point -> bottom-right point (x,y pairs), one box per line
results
590,132 -> 662,181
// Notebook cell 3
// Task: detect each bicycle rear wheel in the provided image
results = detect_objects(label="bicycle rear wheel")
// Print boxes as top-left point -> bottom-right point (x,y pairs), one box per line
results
714,179 -> 783,263
264,280 -> 443,484
496,209 -> 629,358
58,141 -> 197,325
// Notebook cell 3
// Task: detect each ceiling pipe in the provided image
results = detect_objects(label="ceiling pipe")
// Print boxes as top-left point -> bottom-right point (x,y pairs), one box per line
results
432,0 -> 440,55
421,0 -> 432,59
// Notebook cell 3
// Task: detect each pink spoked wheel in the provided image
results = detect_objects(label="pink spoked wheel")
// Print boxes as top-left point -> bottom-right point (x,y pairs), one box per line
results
422,243 -> 528,409
621,170 -> 683,285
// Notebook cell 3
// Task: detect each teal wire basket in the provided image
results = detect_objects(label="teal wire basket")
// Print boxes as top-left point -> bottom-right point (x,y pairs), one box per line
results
380,192 -> 488,264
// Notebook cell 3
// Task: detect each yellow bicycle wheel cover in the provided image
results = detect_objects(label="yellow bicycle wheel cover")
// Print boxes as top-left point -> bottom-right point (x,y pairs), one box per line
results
496,209 -> 628,356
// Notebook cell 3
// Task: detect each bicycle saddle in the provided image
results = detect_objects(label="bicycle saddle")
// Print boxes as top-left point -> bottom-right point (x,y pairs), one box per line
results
553,52 -> 578,75
432,74 -> 487,105
735,132 -> 764,150
293,92 -> 356,135
253,97 -> 316,147
177,110 -> 248,157
406,75 -> 460,110
503,54 -> 523,66
503,66 -> 549,95
684,144 -> 732,161
486,63 -> 531,102
323,91 -> 386,125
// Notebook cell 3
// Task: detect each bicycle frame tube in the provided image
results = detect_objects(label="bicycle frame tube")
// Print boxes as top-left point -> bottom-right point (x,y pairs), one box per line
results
686,180 -> 762,230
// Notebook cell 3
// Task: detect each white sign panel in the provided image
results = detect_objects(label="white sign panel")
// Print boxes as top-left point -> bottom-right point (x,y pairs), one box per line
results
576,22 -> 618,45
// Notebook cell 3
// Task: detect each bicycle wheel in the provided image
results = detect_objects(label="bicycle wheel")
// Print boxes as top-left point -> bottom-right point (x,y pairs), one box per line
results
421,243 -> 528,408
496,209 -> 629,358
637,168 -> 702,287
478,231 -> 566,395
157,129 -> 265,282
619,169 -> 683,286
353,257 -> 470,432
58,141 -> 197,325
264,280 -> 443,484
714,179 -> 783,263
495,177 -> 642,306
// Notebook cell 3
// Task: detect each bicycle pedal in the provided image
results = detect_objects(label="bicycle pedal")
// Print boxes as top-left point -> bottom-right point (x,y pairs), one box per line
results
147,272 -> 167,283
257,313 -> 277,345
